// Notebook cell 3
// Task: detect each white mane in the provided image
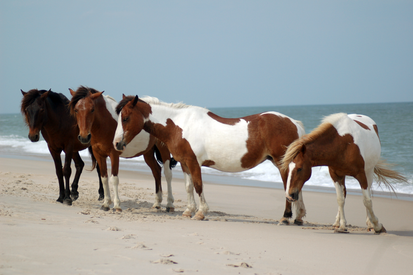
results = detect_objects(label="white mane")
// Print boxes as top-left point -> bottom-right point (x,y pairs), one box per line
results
321,113 -> 348,126
140,96 -> 209,111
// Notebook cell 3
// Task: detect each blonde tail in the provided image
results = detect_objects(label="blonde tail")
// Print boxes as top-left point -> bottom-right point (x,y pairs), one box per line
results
374,159 -> 408,193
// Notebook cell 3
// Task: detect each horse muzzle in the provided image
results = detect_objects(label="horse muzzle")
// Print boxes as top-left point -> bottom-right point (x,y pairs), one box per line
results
286,191 -> 299,203
78,133 -> 91,144
28,133 -> 40,142
115,139 -> 126,152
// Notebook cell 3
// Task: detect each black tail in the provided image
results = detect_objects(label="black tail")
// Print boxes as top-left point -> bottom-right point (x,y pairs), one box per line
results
88,146 -> 97,171
153,145 -> 177,169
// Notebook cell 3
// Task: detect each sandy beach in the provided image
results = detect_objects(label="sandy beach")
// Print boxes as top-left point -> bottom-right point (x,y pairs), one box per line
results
1,156 -> 413,275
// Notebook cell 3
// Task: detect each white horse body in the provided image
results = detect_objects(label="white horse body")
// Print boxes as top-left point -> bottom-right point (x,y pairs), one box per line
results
328,113 -> 381,175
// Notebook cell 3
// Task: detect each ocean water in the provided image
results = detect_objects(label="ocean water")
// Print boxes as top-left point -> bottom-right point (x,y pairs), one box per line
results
1,102 -> 412,195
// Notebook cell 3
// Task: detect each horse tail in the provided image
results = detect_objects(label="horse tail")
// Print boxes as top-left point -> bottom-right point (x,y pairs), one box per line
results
374,158 -> 407,193
153,145 -> 177,169
88,146 -> 97,171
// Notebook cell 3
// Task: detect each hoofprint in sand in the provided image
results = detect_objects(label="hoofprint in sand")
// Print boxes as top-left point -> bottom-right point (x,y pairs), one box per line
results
1,157 -> 413,275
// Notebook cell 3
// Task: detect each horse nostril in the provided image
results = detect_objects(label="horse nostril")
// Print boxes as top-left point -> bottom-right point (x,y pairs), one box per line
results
291,192 -> 299,201
87,133 -> 91,141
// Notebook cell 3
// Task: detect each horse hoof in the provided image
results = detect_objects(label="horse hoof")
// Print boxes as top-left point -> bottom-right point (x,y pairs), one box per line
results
70,193 -> 79,201
152,205 -> 161,210
294,219 -> 303,226
100,205 -> 110,211
98,195 -> 104,201
192,213 -> 205,221
56,197 -> 64,203
166,207 -> 175,213
334,228 -> 349,234
182,210 -> 192,218
375,225 -> 387,234
63,199 -> 72,206
279,218 -> 290,225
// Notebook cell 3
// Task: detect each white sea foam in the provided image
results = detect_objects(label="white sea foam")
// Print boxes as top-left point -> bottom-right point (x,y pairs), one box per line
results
1,135 -> 412,195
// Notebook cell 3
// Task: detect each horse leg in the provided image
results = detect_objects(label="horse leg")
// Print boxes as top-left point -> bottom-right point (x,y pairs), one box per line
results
62,152 -> 74,205
109,154 -> 121,212
293,191 -> 306,225
182,172 -> 197,218
278,164 -> 306,225
96,156 -> 112,211
330,168 -> 347,232
143,150 -> 163,210
70,152 -> 84,201
158,145 -> 175,212
187,162 -> 209,220
96,163 -> 104,201
163,159 -> 175,212
360,171 -> 386,233
49,149 -> 65,203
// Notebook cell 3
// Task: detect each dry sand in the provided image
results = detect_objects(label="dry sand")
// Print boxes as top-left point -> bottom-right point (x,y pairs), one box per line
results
1,157 -> 413,275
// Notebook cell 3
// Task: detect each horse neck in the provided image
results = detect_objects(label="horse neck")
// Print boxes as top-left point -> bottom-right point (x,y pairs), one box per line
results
42,98 -> 67,134
142,104 -> 184,141
91,98 -> 118,134
305,129 -> 344,167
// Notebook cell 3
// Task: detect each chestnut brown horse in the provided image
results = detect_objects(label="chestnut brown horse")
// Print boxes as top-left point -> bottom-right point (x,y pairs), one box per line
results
281,113 -> 407,233
21,89 -> 103,205
115,95 -> 306,223
69,87 -> 176,212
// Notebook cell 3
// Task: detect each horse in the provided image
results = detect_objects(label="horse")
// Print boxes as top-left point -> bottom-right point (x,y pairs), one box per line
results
114,95 -> 307,223
281,113 -> 407,233
69,86 -> 176,212
20,89 -> 104,204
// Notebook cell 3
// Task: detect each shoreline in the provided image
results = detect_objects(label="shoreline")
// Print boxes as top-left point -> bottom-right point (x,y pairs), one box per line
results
2,152 -> 413,202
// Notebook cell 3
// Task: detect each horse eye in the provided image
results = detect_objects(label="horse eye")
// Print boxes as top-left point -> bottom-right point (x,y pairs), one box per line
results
91,108 -> 95,113
297,168 -> 302,172
123,117 -> 129,123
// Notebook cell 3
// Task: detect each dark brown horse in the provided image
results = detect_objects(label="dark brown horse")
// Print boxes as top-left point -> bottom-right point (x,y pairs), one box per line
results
69,87 -> 176,212
115,95 -> 306,223
20,89 -> 103,205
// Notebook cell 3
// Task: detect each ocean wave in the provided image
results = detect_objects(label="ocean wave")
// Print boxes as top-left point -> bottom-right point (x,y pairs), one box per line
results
1,135 -> 412,195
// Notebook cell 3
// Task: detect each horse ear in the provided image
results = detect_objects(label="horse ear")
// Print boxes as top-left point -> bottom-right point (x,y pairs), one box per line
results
122,94 -> 126,99
132,95 -> 139,107
300,144 -> 306,155
21,89 -> 27,96
91,91 -> 104,99
69,88 -> 76,96
41,90 -> 50,99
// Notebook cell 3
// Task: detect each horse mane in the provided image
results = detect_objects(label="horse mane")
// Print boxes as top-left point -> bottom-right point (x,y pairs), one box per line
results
281,113 -> 347,172
115,95 -> 207,115
68,86 -> 101,115
21,89 -> 68,115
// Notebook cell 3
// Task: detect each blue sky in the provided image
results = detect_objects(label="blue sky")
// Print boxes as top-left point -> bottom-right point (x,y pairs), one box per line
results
1,1 -> 412,114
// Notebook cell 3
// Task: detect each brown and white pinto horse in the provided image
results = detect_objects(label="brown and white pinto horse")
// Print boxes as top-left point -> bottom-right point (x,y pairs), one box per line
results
69,87 -> 175,212
281,113 -> 407,233
115,95 -> 306,222
21,89 -> 103,204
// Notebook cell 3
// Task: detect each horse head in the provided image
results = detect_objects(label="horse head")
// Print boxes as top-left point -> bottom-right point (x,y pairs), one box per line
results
283,144 -> 312,202
21,89 -> 51,142
69,87 -> 104,145
114,95 -> 146,151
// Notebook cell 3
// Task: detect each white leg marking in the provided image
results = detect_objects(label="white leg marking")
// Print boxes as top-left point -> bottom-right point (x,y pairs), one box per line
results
110,175 -> 121,210
333,181 -> 347,230
182,173 -> 196,217
294,191 -> 306,220
163,160 -> 175,210
101,176 -> 112,208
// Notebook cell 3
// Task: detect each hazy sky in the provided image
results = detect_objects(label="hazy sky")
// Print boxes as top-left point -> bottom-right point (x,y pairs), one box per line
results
1,1 -> 412,114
